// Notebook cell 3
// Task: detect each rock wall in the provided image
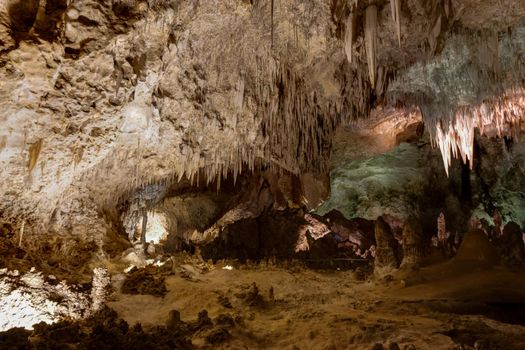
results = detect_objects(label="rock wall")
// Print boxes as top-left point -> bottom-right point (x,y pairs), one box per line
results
318,131 -> 525,260
0,0 -> 524,267
1,0 -> 363,249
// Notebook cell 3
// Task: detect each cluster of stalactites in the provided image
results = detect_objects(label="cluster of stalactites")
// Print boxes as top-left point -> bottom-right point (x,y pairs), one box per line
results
430,88 -> 525,175
89,51 -> 341,208
89,140 -> 273,209
254,51 -> 340,178
345,0 -> 401,86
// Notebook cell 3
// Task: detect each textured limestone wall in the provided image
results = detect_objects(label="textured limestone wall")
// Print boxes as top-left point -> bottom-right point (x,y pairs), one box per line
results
318,132 -> 525,235
316,142 -> 431,220
1,0 -> 361,245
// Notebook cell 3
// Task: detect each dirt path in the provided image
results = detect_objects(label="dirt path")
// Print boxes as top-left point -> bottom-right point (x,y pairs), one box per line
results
108,262 -> 525,350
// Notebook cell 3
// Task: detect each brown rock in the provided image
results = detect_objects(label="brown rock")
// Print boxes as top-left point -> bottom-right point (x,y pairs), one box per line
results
401,217 -> 423,267
498,222 -> 525,265
455,230 -> 500,266
374,217 -> 400,271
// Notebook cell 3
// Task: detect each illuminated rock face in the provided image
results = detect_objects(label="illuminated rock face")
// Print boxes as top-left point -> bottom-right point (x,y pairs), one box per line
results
318,133 -> 525,250
0,1 -> 361,249
386,29 -> 525,174
316,143 -> 431,221
0,268 -> 105,331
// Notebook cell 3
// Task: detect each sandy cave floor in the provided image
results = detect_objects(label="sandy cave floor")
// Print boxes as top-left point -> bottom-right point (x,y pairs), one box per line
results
105,259 -> 525,350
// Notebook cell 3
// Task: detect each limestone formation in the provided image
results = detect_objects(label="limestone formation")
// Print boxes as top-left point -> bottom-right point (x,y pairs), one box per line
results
498,222 -> 525,265
455,229 -> 500,266
437,212 -> 447,243
90,267 -> 110,314
374,216 -> 399,272
364,5 -> 378,87
401,217 -> 423,268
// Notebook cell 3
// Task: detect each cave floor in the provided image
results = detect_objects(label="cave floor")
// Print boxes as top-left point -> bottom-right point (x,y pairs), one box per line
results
107,260 -> 525,350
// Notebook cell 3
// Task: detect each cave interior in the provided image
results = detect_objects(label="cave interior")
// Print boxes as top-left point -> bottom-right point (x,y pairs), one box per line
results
1,0 -> 525,349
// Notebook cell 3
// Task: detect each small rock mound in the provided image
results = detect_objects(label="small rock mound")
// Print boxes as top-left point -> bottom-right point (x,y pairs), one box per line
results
235,282 -> 265,307
121,266 -> 167,297
0,305 -> 193,350
455,230 -> 500,266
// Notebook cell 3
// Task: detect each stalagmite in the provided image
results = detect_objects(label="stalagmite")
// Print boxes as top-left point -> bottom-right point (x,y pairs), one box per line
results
365,5 -> 378,87
401,217 -> 423,267
437,212 -> 446,242
90,268 -> 110,314
374,216 -> 400,272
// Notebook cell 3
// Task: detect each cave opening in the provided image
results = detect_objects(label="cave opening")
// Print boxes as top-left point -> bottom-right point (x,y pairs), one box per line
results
113,170 -> 368,268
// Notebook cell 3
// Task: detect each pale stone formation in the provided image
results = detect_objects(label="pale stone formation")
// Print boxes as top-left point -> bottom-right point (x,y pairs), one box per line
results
1,0 -> 373,257
0,268 -> 91,331
437,212 -> 454,256
437,212 -> 447,243
90,267 -> 110,314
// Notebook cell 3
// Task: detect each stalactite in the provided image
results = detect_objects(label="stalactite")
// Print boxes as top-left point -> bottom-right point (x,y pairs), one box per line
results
234,78 -> 245,110
344,11 -> 354,64
390,0 -> 401,46
18,220 -> 25,248
253,50 -> 338,177
365,5 -> 378,87
140,210 -> 147,251
87,46 -> 362,208
27,139 -> 43,173
270,0 -> 274,48
33,0 -> 48,34
431,88 -> 525,175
